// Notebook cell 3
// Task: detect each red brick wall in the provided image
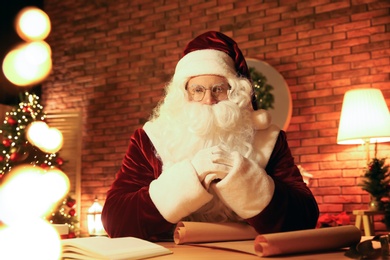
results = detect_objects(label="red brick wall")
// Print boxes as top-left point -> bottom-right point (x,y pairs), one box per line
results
42,0 -> 390,235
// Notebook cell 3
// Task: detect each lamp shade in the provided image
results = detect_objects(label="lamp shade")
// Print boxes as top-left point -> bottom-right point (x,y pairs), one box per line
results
337,88 -> 390,145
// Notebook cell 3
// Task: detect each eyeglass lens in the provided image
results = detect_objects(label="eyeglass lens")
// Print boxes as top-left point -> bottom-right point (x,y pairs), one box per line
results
188,84 -> 229,101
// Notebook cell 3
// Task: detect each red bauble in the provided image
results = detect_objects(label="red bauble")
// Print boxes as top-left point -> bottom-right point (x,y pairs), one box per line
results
68,208 -> 76,216
9,152 -> 19,161
56,157 -> 64,166
7,117 -> 17,125
68,232 -> 76,239
0,155 -> 3,162
2,139 -> 11,147
22,106 -> 31,113
66,198 -> 76,208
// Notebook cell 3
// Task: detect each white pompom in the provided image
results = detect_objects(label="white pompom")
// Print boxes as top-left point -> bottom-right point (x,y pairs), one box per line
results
251,109 -> 271,130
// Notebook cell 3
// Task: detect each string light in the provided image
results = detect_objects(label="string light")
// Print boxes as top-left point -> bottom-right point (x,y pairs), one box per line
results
0,92 -> 62,176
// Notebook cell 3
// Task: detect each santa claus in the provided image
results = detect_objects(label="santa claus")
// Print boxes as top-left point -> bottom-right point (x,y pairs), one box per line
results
101,31 -> 319,240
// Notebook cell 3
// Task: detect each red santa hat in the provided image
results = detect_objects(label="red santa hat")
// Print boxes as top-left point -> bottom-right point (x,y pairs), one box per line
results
173,31 -> 255,106
173,31 -> 271,129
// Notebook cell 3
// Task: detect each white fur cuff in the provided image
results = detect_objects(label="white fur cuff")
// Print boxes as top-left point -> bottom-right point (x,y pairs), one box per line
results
212,154 -> 275,219
149,160 -> 213,223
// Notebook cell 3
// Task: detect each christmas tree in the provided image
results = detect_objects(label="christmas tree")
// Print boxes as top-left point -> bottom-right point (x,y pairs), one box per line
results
47,195 -> 78,238
249,67 -> 274,110
360,157 -> 390,203
0,92 -> 64,176
0,91 -> 78,236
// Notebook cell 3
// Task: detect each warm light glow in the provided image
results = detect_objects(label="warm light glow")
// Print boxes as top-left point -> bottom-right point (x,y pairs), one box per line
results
41,128 -> 64,153
43,168 -> 71,205
0,220 -> 62,260
24,41 -> 52,65
0,166 -> 70,225
337,88 -> 390,145
0,165 -> 69,260
87,198 -> 106,236
26,121 -> 64,153
26,121 -> 48,145
2,42 -> 52,87
15,7 -> 51,41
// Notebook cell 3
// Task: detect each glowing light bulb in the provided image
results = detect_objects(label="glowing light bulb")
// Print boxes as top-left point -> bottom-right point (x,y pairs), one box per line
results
2,43 -> 52,87
15,7 -> 51,41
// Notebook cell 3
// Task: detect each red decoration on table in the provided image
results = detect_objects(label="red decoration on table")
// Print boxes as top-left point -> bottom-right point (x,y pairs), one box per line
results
316,211 -> 350,228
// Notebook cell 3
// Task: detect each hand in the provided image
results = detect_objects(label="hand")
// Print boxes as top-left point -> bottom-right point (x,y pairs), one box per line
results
191,146 -> 232,184
210,151 -> 275,219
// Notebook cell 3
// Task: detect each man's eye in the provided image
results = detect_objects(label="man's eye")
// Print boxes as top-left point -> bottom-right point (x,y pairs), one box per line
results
212,86 -> 223,93
194,87 -> 204,93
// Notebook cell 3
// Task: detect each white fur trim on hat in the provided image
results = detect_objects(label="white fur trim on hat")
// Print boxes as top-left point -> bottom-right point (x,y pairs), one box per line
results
173,49 -> 237,83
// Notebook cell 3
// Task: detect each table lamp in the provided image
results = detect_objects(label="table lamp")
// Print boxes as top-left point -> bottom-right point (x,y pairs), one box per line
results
337,88 -> 390,162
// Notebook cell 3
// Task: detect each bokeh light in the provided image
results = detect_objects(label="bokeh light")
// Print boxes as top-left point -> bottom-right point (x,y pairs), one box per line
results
26,121 -> 49,146
26,121 -> 64,153
0,165 -> 69,260
15,7 -> 51,41
2,42 -> 52,87
0,165 -> 70,225
0,219 -> 62,260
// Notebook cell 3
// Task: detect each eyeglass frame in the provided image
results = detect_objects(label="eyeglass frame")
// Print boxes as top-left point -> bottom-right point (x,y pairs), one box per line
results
185,83 -> 232,102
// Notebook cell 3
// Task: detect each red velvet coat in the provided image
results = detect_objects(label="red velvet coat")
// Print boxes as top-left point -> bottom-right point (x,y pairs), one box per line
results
101,128 -> 319,240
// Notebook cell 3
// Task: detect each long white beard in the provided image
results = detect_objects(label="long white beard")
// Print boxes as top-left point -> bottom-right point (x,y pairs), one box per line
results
153,100 -> 256,168
150,100 -> 258,223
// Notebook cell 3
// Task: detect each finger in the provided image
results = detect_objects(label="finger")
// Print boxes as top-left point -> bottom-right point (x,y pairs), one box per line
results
211,152 -> 234,166
212,163 -> 232,173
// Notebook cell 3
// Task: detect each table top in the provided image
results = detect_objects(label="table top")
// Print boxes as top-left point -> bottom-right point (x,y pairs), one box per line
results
154,242 -> 351,259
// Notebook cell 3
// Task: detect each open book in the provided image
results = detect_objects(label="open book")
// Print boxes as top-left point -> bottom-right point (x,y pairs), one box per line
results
61,236 -> 172,260
174,221 -> 362,257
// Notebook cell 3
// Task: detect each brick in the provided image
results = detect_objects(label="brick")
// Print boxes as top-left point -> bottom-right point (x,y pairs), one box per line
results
315,2 -> 351,14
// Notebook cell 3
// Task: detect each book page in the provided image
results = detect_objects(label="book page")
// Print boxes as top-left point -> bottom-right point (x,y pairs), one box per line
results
61,236 -> 172,260
174,221 -> 258,244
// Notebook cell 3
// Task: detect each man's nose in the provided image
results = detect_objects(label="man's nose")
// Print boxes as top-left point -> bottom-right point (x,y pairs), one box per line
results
201,90 -> 218,105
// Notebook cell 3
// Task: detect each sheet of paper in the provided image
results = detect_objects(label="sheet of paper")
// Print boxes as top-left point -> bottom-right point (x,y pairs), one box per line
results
174,223 -> 362,258
174,221 -> 258,244
254,225 -> 361,257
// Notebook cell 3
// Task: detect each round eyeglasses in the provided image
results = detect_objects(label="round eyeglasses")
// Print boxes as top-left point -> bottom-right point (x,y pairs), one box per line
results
186,84 -> 231,102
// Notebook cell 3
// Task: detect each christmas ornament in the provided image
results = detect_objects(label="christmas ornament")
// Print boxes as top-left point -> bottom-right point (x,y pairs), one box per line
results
9,153 -> 19,162
2,139 -> 12,147
7,117 -> 17,126
66,198 -> 76,208
56,157 -> 64,166
22,106 -> 31,113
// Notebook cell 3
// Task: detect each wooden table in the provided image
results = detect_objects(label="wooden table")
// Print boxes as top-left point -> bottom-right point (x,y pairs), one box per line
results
154,242 -> 351,259
353,209 -> 385,236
